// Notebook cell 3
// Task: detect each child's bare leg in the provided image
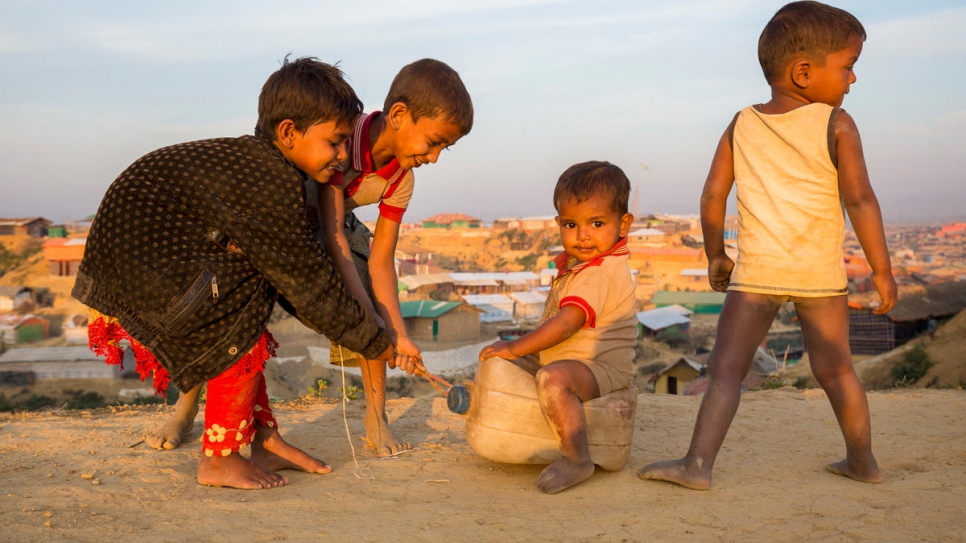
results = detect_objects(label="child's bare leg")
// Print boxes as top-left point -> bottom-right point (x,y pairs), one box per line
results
796,296 -> 882,483
197,450 -> 288,490
534,360 -> 600,494
639,292 -> 779,489
146,384 -> 202,450
360,356 -> 411,457
249,425 -> 332,475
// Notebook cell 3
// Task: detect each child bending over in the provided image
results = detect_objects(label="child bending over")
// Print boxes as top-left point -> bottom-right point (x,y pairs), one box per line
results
309,59 -> 473,457
75,57 -> 393,489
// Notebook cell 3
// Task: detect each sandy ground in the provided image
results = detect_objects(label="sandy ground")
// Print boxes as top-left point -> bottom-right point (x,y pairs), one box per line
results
1,388 -> 963,543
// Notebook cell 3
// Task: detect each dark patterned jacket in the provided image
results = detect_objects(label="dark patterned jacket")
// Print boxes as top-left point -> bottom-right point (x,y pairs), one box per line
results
72,134 -> 390,391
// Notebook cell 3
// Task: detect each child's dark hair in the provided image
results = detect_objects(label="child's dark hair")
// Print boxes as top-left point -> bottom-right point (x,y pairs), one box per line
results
384,59 -> 474,136
553,161 -> 630,215
255,55 -> 363,140
758,1 -> 866,84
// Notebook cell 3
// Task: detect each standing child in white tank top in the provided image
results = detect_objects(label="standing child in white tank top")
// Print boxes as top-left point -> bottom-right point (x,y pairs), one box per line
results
638,1 -> 897,491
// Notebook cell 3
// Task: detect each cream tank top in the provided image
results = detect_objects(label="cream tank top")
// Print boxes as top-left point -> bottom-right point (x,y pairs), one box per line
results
729,102 -> 848,297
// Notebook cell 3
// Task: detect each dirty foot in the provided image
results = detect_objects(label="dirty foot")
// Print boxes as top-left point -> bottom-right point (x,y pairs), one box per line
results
826,458 -> 883,483
250,427 -> 331,474
363,412 -> 411,457
145,391 -> 200,450
536,458 -> 595,494
197,452 -> 288,489
637,458 -> 711,490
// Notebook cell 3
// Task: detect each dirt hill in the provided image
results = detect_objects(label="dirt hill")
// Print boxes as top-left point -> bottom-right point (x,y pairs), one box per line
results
784,308 -> 966,390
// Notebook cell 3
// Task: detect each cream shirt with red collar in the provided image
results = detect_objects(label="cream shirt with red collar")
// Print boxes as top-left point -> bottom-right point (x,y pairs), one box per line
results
539,238 -> 637,396
330,111 -> 415,223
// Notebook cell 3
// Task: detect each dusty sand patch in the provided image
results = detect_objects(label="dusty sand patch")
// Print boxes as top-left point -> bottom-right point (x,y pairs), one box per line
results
1,389 -> 963,542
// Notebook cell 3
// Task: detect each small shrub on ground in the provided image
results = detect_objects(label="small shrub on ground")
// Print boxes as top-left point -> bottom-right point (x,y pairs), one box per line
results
307,378 -> 329,398
66,391 -> 106,410
339,386 -> 361,401
130,395 -> 165,405
19,394 -> 57,411
892,343 -> 934,387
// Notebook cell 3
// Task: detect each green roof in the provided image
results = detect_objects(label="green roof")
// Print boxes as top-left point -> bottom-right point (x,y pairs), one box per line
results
399,300 -> 462,318
652,291 -> 726,305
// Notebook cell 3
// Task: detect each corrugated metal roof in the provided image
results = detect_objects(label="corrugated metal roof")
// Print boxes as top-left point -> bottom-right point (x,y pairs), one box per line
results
0,313 -> 46,328
657,357 -> 704,377
399,300 -> 463,318
398,273 -> 454,290
475,304 -> 513,322
452,279 -> 500,287
637,306 -> 693,331
0,286 -> 30,297
509,290 -> 548,305
461,294 -> 513,305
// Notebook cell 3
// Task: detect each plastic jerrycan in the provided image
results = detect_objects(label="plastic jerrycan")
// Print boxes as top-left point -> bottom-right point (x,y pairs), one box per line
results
447,356 -> 637,471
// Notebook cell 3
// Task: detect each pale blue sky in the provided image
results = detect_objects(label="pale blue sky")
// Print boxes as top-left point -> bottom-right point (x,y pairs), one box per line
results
1,0 -> 963,224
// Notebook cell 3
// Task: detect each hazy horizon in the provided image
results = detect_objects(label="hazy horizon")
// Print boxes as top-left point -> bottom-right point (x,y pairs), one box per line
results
2,1 -> 963,225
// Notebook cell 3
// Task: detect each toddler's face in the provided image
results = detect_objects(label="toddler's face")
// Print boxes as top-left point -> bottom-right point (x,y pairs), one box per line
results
555,194 -> 632,262
806,34 -> 863,107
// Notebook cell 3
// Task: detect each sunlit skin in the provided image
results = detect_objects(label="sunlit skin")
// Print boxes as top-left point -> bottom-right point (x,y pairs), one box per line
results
370,102 -> 465,170
274,119 -> 353,183
316,103 -> 466,457
478,194 -> 632,493
556,194 -> 634,263
639,34 -> 891,491
197,425 -> 332,490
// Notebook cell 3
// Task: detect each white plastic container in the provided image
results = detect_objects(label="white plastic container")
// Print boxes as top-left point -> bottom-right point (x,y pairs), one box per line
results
450,356 -> 637,471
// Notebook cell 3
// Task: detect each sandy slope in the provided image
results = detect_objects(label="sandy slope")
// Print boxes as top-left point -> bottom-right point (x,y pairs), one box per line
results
1,389 -> 963,543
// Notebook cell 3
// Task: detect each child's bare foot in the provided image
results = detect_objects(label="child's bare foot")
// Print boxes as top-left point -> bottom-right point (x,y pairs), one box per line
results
250,427 -> 331,474
197,452 -> 288,489
826,459 -> 883,483
363,412 -> 411,458
637,458 -> 712,490
146,386 -> 201,450
537,458 -> 595,494
146,409 -> 197,450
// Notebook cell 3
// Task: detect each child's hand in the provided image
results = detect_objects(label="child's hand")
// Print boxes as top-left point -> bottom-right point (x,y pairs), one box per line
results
371,344 -> 395,365
708,255 -> 735,292
391,335 -> 425,375
871,270 -> 897,315
479,341 -> 515,362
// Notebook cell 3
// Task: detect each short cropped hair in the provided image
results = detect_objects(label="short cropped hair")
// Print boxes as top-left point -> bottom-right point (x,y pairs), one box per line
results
758,1 -> 866,84
255,55 -> 363,141
384,59 -> 474,136
553,161 -> 631,215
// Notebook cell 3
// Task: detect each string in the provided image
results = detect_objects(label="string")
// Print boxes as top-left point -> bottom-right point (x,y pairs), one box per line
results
338,348 -> 373,481
338,349 -> 451,480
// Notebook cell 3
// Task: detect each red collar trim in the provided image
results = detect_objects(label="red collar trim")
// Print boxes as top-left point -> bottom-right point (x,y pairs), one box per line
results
352,111 -> 407,184
554,238 -> 629,278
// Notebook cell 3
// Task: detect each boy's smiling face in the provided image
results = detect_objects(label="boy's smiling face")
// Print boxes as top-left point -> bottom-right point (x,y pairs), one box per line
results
388,104 -> 464,170
803,34 -> 863,107
555,194 -> 633,262
277,119 -> 352,183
